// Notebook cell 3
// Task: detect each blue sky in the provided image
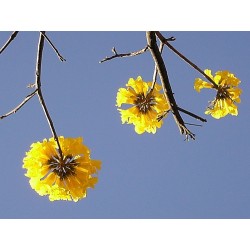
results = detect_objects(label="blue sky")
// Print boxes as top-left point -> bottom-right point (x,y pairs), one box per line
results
0,31 -> 249,220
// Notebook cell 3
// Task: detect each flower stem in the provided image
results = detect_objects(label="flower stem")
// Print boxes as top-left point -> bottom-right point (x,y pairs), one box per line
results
35,31 -> 64,159
155,31 -> 218,89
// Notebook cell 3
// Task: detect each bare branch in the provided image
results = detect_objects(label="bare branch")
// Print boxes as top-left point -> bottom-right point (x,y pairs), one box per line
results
0,90 -> 37,119
184,122 -> 203,127
0,31 -> 19,54
100,45 -> 148,63
41,32 -> 66,62
146,31 -> 196,140
151,36 -> 175,91
35,32 -> 64,159
155,31 -> 218,89
177,107 -> 207,122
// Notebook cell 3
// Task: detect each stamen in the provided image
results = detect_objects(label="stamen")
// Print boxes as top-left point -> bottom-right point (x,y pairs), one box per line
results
134,92 -> 156,114
46,154 -> 79,180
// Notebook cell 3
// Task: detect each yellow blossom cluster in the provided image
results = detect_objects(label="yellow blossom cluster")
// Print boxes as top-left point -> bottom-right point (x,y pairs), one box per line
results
116,76 -> 169,134
23,136 -> 101,202
194,69 -> 242,119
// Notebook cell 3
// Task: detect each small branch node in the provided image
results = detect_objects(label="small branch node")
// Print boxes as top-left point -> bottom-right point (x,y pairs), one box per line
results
166,36 -> 176,42
112,47 -> 118,55
27,83 -> 36,88
181,126 -> 196,141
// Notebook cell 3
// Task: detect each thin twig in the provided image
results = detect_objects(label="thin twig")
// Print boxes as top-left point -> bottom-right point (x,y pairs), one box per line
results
155,31 -> 218,89
177,107 -> 207,122
41,32 -> 66,62
157,109 -> 171,121
100,45 -> 149,63
184,122 -> 202,127
35,32 -> 64,159
146,31 -> 195,140
0,90 -> 37,119
150,42 -> 164,92
0,31 -> 19,54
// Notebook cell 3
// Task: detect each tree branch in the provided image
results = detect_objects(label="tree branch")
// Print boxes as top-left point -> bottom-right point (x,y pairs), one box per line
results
155,31 -> 218,89
0,90 -> 37,119
100,45 -> 148,63
0,31 -> 19,54
150,41 -> 164,92
0,31 -> 35,119
177,107 -> 207,122
35,31 -> 64,159
146,31 -> 195,140
41,32 -> 66,62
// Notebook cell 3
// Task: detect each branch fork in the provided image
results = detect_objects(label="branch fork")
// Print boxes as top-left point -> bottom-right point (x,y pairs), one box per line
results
0,31 -> 66,156
102,31 -> 208,140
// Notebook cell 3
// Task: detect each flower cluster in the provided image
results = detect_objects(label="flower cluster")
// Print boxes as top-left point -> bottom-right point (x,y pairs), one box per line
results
23,136 -> 101,202
194,69 -> 242,119
116,76 -> 169,134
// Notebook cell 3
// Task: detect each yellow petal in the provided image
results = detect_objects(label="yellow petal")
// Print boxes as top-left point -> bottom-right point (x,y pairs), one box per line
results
194,78 -> 213,92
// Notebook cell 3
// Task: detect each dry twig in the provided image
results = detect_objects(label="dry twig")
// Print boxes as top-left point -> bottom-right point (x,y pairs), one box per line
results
41,32 -> 66,62
35,32 -> 64,159
0,31 -> 64,157
0,31 -> 19,54
100,46 -> 148,63
155,31 -> 218,89
146,31 -> 196,140
0,90 -> 37,119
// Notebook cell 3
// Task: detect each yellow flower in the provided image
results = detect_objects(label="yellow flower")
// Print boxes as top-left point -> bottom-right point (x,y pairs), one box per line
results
116,76 -> 169,134
23,136 -> 101,202
194,69 -> 242,119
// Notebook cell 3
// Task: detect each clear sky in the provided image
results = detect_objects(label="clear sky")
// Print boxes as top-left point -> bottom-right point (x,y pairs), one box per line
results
0,31 -> 249,220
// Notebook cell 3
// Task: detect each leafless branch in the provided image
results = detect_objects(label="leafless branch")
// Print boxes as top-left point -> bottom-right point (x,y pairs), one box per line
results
35,32 -> 64,159
177,107 -> 207,122
0,31 -> 64,155
41,32 -> 66,62
151,36 -> 175,90
184,122 -> 203,127
146,31 -> 196,140
155,31 -> 218,89
0,31 -> 19,54
100,45 -> 149,63
0,90 -> 37,119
